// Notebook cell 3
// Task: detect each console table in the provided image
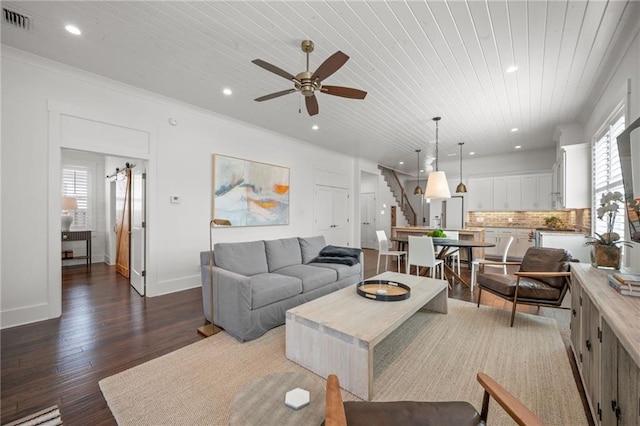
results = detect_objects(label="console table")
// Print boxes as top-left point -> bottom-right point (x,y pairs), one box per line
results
61,230 -> 92,267
570,263 -> 640,425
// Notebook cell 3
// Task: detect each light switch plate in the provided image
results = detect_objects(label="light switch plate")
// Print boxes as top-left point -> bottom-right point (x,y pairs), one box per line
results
170,195 -> 180,204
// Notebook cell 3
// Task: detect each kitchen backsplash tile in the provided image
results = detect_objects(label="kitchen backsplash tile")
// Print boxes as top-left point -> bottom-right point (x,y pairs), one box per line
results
467,209 -> 591,232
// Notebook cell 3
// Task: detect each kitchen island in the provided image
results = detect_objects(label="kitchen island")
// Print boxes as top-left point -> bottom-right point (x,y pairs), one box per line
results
390,226 -> 486,263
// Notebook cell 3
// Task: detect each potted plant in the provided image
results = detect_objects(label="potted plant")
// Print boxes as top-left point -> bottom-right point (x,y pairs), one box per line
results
586,191 -> 631,269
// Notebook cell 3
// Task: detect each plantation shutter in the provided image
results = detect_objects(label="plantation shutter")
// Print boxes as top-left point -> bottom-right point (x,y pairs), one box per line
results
62,167 -> 90,229
592,114 -> 625,238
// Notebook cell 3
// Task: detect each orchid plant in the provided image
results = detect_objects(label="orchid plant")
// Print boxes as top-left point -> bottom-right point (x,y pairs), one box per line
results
586,191 -> 631,247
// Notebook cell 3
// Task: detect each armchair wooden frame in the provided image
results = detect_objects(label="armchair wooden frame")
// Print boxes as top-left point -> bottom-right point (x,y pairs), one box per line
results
325,373 -> 545,426
476,260 -> 572,327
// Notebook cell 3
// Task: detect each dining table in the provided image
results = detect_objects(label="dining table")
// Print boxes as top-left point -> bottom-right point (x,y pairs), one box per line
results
389,236 -> 495,288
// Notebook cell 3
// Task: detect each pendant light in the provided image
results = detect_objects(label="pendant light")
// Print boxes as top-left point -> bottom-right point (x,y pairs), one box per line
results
413,149 -> 424,195
424,116 -> 451,199
456,142 -> 467,193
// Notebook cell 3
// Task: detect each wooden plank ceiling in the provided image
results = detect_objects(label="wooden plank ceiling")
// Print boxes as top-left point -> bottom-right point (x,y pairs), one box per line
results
1,1 -> 638,175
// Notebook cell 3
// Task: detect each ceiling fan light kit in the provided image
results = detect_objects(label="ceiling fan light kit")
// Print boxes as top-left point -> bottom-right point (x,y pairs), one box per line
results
424,116 -> 451,199
252,40 -> 367,116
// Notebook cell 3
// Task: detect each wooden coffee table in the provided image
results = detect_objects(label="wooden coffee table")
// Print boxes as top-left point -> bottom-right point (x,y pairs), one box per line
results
285,271 -> 448,400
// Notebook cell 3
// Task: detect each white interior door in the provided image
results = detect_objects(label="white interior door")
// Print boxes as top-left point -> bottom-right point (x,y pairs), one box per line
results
314,185 -> 350,246
360,192 -> 376,249
331,187 -> 349,246
130,167 -> 146,296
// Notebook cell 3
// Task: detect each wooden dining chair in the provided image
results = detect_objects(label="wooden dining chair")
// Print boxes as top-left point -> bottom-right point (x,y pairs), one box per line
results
406,236 -> 444,279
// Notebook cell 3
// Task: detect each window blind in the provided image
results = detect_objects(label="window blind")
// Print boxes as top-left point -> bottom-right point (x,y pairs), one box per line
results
592,114 -> 625,238
62,167 -> 90,229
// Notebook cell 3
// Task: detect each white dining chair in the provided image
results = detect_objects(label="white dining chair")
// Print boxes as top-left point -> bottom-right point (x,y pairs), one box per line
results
470,236 -> 514,291
442,230 -> 461,274
406,236 -> 444,280
376,230 -> 406,274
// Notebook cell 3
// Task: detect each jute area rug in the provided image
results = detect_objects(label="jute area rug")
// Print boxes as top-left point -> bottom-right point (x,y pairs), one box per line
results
99,300 -> 586,425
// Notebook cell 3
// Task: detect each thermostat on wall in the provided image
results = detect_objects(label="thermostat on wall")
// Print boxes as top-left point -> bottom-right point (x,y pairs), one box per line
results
170,195 -> 180,204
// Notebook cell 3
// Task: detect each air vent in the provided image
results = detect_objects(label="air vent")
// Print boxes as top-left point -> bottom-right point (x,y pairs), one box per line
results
3,8 -> 30,30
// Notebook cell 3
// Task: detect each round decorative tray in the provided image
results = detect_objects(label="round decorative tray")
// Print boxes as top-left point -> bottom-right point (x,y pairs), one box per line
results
356,280 -> 411,301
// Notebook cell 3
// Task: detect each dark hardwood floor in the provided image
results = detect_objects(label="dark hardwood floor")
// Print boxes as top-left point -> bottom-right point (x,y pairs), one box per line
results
1,249 -> 591,425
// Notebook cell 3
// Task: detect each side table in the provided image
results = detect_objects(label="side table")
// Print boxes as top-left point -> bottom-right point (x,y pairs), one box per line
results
228,372 -> 326,425
61,230 -> 92,267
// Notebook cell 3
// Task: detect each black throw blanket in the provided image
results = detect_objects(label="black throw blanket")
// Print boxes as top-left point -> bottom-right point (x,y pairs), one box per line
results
311,245 -> 362,266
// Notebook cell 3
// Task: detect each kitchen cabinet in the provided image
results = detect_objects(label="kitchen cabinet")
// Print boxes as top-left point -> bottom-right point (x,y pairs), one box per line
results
556,143 -> 590,209
493,176 -> 521,210
467,177 -> 493,210
521,174 -> 553,210
468,173 -> 553,211
515,231 -> 534,258
571,264 -> 640,425
484,228 -> 532,259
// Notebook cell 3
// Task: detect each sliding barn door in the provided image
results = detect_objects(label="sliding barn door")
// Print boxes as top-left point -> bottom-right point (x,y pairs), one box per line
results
115,169 -> 131,278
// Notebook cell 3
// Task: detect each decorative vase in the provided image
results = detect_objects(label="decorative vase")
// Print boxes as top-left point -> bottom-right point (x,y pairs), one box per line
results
590,244 -> 621,269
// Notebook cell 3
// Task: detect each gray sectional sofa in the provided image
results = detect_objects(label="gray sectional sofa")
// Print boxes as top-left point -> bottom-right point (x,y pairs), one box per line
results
200,235 -> 363,342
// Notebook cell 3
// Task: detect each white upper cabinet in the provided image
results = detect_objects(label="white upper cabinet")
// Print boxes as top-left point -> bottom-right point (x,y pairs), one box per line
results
521,174 -> 553,210
468,173 -> 552,211
467,177 -> 493,211
556,143 -> 590,209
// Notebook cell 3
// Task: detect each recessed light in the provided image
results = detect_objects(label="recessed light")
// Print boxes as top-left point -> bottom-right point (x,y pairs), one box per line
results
65,25 -> 81,35
515,145 -> 522,149
506,65 -> 518,73
222,88 -> 232,96
420,169 -> 424,173
469,152 -> 475,155
447,153 -> 456,156
312,124 -> 319,130
399,161 -> 404,165
511,127 -> 519,133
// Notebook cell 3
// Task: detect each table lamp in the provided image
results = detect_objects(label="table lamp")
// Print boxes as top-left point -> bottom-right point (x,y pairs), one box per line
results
197,218 -> 232,337
61,196 -> 78,231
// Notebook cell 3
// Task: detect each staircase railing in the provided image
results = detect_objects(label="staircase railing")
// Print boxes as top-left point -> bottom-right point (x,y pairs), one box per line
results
378,165 -> 417,226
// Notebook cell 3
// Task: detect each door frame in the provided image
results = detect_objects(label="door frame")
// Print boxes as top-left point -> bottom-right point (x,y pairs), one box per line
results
47,100 -> 155,318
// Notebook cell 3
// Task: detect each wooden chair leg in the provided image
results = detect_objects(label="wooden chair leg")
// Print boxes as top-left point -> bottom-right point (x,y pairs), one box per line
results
510,278 -> 521,327
477,287 -> 482,307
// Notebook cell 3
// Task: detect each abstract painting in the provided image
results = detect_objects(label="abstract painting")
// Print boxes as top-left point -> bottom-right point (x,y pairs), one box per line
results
212,154 -> 290,226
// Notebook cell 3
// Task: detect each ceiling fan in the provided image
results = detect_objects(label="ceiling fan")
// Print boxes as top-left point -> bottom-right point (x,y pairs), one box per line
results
252,40 -> 367,116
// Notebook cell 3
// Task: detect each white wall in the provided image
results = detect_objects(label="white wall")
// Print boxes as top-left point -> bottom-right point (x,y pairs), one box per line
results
1,48 -> 357,328
583,23 -> 640,267
437,147 -> 556,178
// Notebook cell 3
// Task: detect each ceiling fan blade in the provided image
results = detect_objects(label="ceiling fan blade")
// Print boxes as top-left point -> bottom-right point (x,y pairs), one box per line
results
254,88 -> 296,102
311,51 -> 349,82
321,85 -> 368,99
252,59 -> 296,81
305,95 -> 319,116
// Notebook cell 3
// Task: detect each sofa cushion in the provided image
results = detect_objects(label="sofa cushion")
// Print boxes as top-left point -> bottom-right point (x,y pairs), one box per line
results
478,273 -> 562,301
250,273 -> 302,309
309,262 -> 361,281
214,240 -> 268,276
520,246 -> 571,289
274,264 -> 337,292
265,237 -> 303,272
299,236 -> 327,264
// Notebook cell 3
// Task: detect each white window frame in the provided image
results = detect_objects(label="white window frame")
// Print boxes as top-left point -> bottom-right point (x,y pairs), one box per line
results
592,106 -> 626,239
61,164 -> 92,230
